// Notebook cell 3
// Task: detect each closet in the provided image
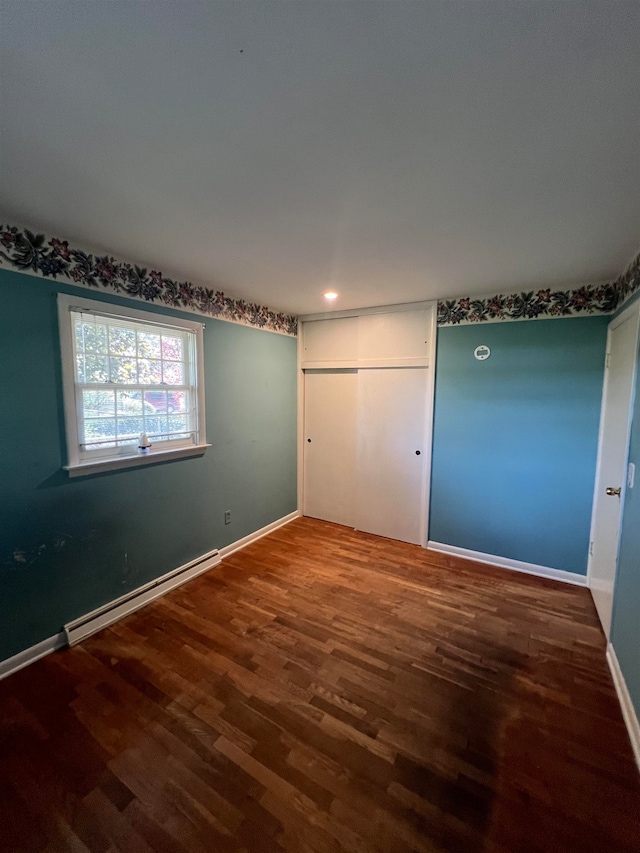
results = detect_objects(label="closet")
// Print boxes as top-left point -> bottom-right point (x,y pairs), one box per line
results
299,304 -> 436,546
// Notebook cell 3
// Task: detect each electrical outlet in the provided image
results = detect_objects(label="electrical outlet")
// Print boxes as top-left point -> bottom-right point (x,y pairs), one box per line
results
224,510 -> 231,525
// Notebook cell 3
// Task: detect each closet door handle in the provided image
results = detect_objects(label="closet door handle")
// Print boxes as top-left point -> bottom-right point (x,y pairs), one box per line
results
415,450 -> 421,455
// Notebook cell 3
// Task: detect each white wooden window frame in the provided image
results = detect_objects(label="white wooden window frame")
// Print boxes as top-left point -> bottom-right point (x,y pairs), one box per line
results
58,293 -> 209,476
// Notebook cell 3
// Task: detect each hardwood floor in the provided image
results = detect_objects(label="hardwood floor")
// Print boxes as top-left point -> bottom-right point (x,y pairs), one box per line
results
1,517 -> 638,853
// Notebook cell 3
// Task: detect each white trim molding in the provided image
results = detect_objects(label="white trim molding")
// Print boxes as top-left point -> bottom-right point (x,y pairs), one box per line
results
219,510 -> 300,559
607,643 -> 640,772
586,298 -> 640,627
57,292 -> 209,477
64,443 -> 211,477
298,299 -> 434,323
0,632 -> 66,681
301,356 -> 429,370
427,541 -> 588,587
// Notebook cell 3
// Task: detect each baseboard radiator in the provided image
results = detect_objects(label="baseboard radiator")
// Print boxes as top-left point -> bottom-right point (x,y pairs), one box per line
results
63,548 -> 220,646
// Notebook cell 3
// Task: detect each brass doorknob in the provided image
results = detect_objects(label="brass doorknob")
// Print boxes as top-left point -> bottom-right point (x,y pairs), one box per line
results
606,487 -> 621,496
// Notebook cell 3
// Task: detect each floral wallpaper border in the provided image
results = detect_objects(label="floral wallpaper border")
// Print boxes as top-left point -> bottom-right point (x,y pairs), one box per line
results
613,250 -> 640,311
437,281 -> 619,326
436,250 -> 640,326
1,222 -> 638,331
0,224 -> 297,336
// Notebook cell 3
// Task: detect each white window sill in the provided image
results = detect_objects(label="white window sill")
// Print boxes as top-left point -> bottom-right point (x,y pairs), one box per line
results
64,444 -> 211,478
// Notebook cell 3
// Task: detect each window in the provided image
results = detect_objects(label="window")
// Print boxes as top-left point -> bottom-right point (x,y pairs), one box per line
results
58,294 -> 208,475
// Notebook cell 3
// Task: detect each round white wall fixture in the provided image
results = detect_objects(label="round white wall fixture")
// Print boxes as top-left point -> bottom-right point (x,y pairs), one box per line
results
474,344 -> 491,361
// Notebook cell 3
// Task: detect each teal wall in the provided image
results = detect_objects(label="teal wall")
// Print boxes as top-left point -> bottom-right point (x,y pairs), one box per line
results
611,291 -> 640,721
0,268 -> 297,662
430,317 -> 609,574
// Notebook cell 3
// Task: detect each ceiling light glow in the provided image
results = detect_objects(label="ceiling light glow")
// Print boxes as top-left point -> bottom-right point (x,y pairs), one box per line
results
324,291 -> 338,300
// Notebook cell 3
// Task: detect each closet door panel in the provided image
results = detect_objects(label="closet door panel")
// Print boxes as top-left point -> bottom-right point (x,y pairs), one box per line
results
302,318 -> 359,364
358,310 -> 430,361
356,368 -> 428,544
303,370 -> 358,526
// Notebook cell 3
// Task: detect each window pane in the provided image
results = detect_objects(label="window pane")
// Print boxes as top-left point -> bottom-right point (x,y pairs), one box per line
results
76,322 -> 107,354
116,391 -> 143,415
168,391 -> 187,413
166,414 -> 189,434
108,326 -> 136,356
110,357 -> 138,384
143,390 -> 166,412
138,359 -> 162,384
161,335 -> 183,361
162,361 -> 184,385
83,355 -> 109,383
137,332 -> 161,358
118,416 -> 146,438
144,413 -> 164,434
83,418 -> 117,444
83,389 -> 115,417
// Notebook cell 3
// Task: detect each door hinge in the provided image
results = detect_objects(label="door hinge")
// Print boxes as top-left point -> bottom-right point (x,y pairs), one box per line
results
605,352 -> 610,369
589,540 -> 594,557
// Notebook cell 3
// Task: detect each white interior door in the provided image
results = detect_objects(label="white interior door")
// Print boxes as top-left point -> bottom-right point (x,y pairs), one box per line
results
303,370 -> 358,527
355,368 -> 428,545
589,304 -> 640,637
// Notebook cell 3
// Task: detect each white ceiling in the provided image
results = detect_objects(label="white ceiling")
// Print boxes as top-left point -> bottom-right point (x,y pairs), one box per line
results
1,1 -> 639,316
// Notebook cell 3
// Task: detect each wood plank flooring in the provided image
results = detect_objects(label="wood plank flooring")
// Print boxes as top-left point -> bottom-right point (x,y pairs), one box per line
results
0,517 -> 638,852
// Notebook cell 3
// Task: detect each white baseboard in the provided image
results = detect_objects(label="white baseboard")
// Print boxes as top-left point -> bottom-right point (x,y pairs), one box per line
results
607,643 -> 640,772
0,509 -> 300,680
427,541 -> 588,587
0,632 -> 67,681
219,510 -> 300,559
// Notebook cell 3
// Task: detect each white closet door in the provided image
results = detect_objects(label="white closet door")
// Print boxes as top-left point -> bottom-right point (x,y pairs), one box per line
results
356,368 -> 428,544
303,370 -> 358,527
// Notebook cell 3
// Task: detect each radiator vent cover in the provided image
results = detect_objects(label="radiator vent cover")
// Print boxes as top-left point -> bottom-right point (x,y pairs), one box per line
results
63,548 -> 220,646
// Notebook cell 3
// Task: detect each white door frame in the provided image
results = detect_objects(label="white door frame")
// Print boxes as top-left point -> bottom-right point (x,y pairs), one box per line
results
587,298 -> 640,608
296,303 -> 437,548
418,310 -> 437,547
